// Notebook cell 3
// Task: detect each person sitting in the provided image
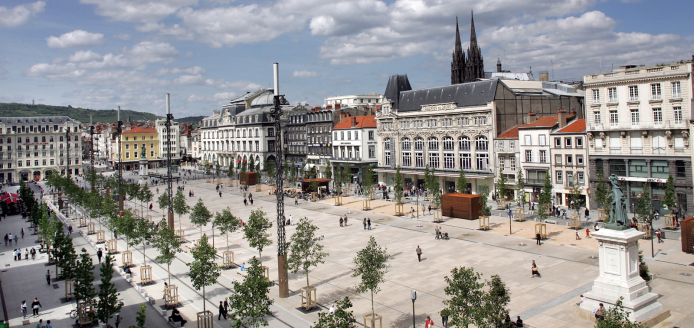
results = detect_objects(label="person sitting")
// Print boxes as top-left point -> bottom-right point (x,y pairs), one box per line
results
240,262 -> 246,271
442,232 -> 449,240
124,267 -> 132,275
169,308 -> 187,326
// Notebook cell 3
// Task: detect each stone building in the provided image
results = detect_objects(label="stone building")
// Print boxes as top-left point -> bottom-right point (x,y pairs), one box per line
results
584,59 -> 693,215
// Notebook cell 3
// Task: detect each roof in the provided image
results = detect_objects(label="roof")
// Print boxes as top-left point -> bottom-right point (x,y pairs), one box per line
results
384,75 -> 412,110
0,116 -> 79,125
497,126 -> 519,139
122,126 -> 157,134
333,115 -> 376,130
520,115 -> 559,128
398,79 -> 498,112
554,119 -> 585,134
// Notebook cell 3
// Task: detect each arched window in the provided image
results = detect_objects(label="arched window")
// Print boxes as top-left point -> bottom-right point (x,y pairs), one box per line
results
414,137 -> 424,167
443,136 -> 454,150
475,136 -> 488,151
401,138 -> 411,150
459,136 -> 470,151
414,137 -> 424,150
428,137 -> 439,151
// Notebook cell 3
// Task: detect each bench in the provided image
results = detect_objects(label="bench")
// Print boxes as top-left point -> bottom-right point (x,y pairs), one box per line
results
545,220 -> 558,225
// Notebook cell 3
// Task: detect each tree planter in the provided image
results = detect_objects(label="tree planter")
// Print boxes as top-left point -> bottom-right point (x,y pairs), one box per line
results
122,251 -> 133,268
256,184 -> 261,192
514,208 -> 526,222
197,310 -> 213,328
394,203 -> 404,216
79,217 -> 87,227
300,286 -> 317,310
222,251 -> 234,269
165,284 -> 179,307
570,214 -> 582,229
535,223 -> 547,239
77,301 -> 95,327
262,266 -> 270,280
140,265 -> 153,285
87,222 -> 96,234
47,248 -> 55,264
175,230 -> 185,242
597,208 -> 607,222
637,222 -> 652,239
363,199 -> 371,211
96,230 -> 106,243
363,313 -> 382,328
145,215 -> 152,223
433,209 -> 443,223
335,195 -> 343,206
664,214 -> 677,229
479,216 -> 490,230
65,279 -> 75,300
107,239 -> 118,254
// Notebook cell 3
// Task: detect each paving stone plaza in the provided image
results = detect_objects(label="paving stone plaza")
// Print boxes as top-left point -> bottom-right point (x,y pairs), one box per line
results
2,167 -> 694,328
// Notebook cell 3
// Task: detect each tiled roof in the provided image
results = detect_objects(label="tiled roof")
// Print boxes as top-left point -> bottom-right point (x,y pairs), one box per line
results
520,115 -> 559,128
333,115 -> 377,129
555,119 -> 585,133
497,126 -> 519,139
122,126 -> 157,134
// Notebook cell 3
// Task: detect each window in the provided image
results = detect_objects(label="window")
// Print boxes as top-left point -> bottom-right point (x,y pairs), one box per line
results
475,136 -> 488,151
415,152 -> 424,168
610,159 -> 626,176
555,155 -> 562,165
524,135 -> 531,146
556,171 -> 563,183
460,154 -> 471,170
577,155 -> 584,166
401,138 -> 411,150
540,150 -> 547,163
539,135 -> 546,146
510,157 -> 516,171
384,138 -> 392,166
368,131 -> 374,140
610,110 -> 618,126
630,109 -> 639,125
565,138 -> 572,148
672,82 -> 681,98
458,137 -> 470,151
499,156 -> 505,171
593,111 -> 601,124
630,131 -> 643,154
609,132 -> 621,154
652,131 -> 666,154
334,132 -> 338,140
476,153 -> 488,170
443,137 -> 454,150
629,86 -> 639,101
566,155 -> 573,165
125,144 -> 130,150
676,160 -> 686,178
428,137 -> 439,150
346,131 -> 351,140
554,138 -> 561,148
444,153 -> 454,169
608,87 -> 617,103
133,143 -> 138,149
576,137 -> 583,148
428,152 -> 439,168
592,89 -> 600,104
125,152 -> 130,159
674,107 -> 682,124
651,83 -> 661,100
653,108 -> 662,124
525,150 -> 532,162
402,151 -> 411,166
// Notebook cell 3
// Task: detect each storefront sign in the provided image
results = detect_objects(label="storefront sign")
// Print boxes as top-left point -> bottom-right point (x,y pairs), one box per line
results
421,102 -> 457,111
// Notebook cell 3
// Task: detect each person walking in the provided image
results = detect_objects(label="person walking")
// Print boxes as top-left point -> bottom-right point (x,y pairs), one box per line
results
21,228 -> 24,239
223,298 -> 229,319
343,216 -> 347,226
17,248 -> 21,261
8,233 -> 12,245
97,248 -> 103,264
25,248 -> 29,260
339,217 -> 343,227
416,246 -> 422,262
4,233 -> 7,246
531,260 -> 540,277
295,196 -> 298,205
31,297 -> 42,316
46,270 -> 51,285
115,313 -> 122,328
441,312 -> 449,328
363,218 -> 367,230
536,232 -> 542,245
218,301 -> 226,320
367,218 -> 371,230
14,234 -> 18,245
576,231 -> 580,240
21,300 -> 28,319
425,316 -> 434,328
31,247 -> 36,260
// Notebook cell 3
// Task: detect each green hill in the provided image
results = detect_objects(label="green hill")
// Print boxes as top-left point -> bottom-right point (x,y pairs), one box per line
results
174,116 -> 204,126
0,103 -> 162,124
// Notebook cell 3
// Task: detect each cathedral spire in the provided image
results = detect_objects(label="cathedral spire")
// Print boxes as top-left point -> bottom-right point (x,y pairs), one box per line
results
470,11 -> 477,47
464,11 -> 484,82
451,16 -> 466,84
455,16 -> 462,53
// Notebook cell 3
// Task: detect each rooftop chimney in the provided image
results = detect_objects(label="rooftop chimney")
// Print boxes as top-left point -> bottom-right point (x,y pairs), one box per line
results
527,112 -> 536,124
351,117 -> 357,127
557,109 -> 567,128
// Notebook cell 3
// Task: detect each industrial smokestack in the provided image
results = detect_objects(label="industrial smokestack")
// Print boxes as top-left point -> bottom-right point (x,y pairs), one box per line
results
273,63 -> 279,96
117,106 -> 120,121
166,93 -> 171,115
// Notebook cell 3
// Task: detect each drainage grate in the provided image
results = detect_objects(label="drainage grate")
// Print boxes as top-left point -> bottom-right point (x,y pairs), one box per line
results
680,273 -> 692,277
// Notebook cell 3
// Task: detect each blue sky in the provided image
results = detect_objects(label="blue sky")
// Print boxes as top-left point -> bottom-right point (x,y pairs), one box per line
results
0,0 -> 692,118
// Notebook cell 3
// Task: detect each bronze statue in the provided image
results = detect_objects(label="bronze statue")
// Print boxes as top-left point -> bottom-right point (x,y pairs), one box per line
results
606,174 -> 629,230
140,144 -> 146,159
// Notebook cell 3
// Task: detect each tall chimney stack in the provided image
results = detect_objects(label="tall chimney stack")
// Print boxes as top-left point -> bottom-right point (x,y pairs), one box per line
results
527,112 -> 536,124
557,109 -> 567,128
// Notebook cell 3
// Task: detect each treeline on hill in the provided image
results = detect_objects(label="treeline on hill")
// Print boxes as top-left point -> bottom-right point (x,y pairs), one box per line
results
0,103 -> 202,126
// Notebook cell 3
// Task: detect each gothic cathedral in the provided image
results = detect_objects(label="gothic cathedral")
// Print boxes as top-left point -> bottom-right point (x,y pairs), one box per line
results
451,13 -> 485,84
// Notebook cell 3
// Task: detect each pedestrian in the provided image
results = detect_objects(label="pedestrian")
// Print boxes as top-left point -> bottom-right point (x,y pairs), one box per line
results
46,270 -> 51,285
576,230 -> 580,240
295,196 -> 298,205
367,218 -> 371,230
441,312 -> 449,328
8,233 -> 12,245
531,260 -> 540,277
4,233 -> 7,246
223,298 -> 229,319
17,248 -> 21,260
21,228 -> 24,239
150,203 -> 153,210
586,228 -> 590,238
14,234 -> 18,244
425,316 -> 434,328
219,191 -> 222,198
25,248 -> 28,260
163,282 -> 168,300
656,229 -> 662,243
21,300 -> 27,319
363,218 -> 366,230
13,249 -> 17,261
435,226 -> 439,239
576,294 -> 586,306
68,225 -> 72,234
250,198 -> 253,205
244,198 -> 247,206
428,205 -> 432,214
508,208 -> 513,220
343,216 -> 347,226
45,320 -> 53,328
31,297 -> 42,316
115,313 -> 121,328
584,208 -> 589,220
416,245 -> 422,262
595,303 -> 605,321
340,217 -> 343,227
35,319 -> 42,328
536,232 -> 542,245
97,248 -> 103,264
515,316 -> 524,327
31,248 -> 36,260
218,301 -> 226,320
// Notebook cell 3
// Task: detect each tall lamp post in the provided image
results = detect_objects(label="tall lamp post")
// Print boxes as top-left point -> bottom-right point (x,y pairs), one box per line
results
66,126 -> 71,179
117,107 -> 124,212
411,290 -> 417,328
166,94 -> 175,229
271,63 -> 289,298
89,115 -> 95,190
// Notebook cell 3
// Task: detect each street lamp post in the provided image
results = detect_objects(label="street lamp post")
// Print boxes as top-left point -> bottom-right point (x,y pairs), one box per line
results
271,63 -> 289,298
411,290 -> 417,328
165,94 -> 175,229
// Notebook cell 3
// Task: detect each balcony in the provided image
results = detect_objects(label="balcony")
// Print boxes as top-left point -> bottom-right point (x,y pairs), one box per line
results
525,178 -> 546,186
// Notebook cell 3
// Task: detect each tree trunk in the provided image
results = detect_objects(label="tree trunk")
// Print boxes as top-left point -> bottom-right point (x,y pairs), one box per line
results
306,269 -> 309,287
143,243 -> 146,267
168,263 -> 171,285
371,289 -> 374,318
259,251 -> 262,265
203,286 -> 206,312
212,223 -> 215,249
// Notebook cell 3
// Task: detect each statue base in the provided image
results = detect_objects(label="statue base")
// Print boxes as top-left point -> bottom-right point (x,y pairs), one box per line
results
603,222 -> 630,231
580,228 -> 663,322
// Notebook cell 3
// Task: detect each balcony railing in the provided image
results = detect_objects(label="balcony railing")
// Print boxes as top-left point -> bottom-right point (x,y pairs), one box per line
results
525,178 -> 546,185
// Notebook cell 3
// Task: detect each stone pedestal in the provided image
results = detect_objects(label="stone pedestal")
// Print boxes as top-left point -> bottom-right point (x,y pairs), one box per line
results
580,228 -> 663,322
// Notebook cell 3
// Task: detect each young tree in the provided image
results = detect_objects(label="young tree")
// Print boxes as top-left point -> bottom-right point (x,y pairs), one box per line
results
228,256 -> 273,328
595,169 -> 613,221
187,234 -> 220,312
215,162 -> 222,181
309,179 -> 319,193
248,157 -> 255,173
481,275 -> 511,327
568,173 -> 583,214
342,163 -> 352,187
129,303 -> 147,328
115,210 -> 138,252
140,185 -> 153,217
214,207 -> 241,251
288,160 -> 296,184
352,236 -> 390,320
74,248 -> 96,305
133,218 -> 154,267
635,182 -> 653,225
152,219 -> 183,284
362,165 -> 375,198
595,297 -> 646,328
537,172 -> 553,222
156,192 -> 170,213
516,170 -> 526,209
227,162 -> 235,184
240,160 -> 248,184
638,250 -> 651,283
394,166 -> 404,204
663,175 -> 677,213
441,266 -> 484,328
265,159 -> 276,184
324,162 -> 332,181
286,217 -> 328,288
496,171 -> 509,201
190,198 -> 213,241
172,189 -> 190,232
313,296 -> 358,328
478,186 -> 492,217
457,168 -> 468,194
97,254 -> 124,325
334,164 -> 343,195
244,209 -> 273,265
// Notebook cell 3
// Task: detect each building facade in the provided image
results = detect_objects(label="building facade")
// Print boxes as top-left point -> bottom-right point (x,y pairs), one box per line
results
324,94 -> 384,109
0,116 -> 82,182
286,112 -> 307,170
155,119 -> 180,163
117,127 -> 159,171
584,60 -> 693,215
331,116 -> 378,183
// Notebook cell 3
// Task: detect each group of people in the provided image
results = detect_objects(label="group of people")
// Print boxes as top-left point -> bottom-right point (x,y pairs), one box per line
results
243,192 -> 253,206
434,226 -> 449,240
20,297 -> 42,319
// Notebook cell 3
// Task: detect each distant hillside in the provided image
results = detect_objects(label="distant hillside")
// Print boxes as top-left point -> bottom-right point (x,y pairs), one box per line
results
0,103 -> 162,124
175,116 -> 204,126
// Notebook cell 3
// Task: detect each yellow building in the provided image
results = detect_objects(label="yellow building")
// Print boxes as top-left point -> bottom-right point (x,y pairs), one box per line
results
117,127 -> 159,171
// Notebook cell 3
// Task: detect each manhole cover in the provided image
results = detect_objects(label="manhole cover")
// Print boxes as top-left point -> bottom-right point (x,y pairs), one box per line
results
681,273 -> 692,277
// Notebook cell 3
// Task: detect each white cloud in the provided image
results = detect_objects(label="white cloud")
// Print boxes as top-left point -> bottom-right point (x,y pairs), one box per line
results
186,92 -> 237,103
173,74 -> 221,85
80,0 -> 197,23
213,92 -> 236,101
68,50 -> 103,63
114,33 -> 131,40
292,70 -> 319,78
0,1 -> 45,27
0,94 -> 26,103
187,94 -> 207,102
156,66 -> 206,76
218,80 -> 263,90
47,30 -> 104,48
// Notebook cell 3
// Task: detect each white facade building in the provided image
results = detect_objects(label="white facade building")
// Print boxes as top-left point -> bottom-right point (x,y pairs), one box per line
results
325,93 -> 384,108
331,115 -> 378,182
155,119 -> 180,162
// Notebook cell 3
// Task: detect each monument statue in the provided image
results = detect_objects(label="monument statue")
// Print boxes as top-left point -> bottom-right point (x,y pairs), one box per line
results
606,174 -> 628,230
140,144 -> 147,159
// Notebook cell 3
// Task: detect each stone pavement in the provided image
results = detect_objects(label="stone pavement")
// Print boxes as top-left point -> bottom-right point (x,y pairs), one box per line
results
0,182 -> 171,327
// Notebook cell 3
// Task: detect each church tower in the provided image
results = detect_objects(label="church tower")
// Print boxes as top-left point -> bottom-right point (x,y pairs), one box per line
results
451,17 -> 466,85
464,12 -> 484,82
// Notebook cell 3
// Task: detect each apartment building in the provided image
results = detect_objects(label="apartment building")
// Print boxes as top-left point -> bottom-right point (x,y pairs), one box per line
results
331,115 -> 378,183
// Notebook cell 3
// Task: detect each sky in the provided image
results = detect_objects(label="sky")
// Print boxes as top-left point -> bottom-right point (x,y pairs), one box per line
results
0,0 -> 692,118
